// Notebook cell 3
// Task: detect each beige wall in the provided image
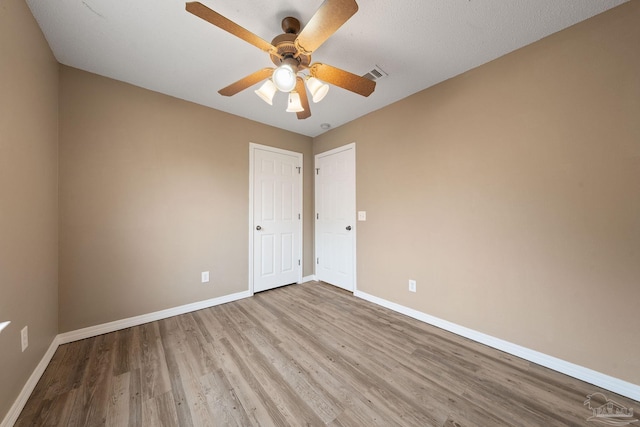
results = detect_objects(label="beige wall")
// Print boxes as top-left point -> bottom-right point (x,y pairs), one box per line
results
58,66 -> 313,332
0,0 -> 59,420
314,2 -> 640,385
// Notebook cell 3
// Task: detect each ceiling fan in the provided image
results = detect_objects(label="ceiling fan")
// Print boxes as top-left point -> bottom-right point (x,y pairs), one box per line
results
185,0 -> 376,120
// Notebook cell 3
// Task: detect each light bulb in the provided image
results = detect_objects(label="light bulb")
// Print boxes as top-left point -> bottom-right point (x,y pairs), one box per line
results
306,77 -> 329,103
272,64 -> 297,92
286,91 -> 304,113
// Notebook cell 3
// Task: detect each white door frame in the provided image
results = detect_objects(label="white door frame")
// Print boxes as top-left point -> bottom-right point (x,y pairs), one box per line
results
314,142 -> 357,292
248,143 -> 303,295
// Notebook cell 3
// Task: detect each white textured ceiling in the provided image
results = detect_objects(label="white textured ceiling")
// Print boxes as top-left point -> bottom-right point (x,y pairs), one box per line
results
27,0 -> 627,137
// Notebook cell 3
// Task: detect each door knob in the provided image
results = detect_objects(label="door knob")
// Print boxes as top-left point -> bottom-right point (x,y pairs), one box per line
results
346,225 -> 352,231
256,225 -> 262,230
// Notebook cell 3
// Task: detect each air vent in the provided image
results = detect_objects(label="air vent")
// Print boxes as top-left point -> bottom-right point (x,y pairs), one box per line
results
363,64 -> 388,81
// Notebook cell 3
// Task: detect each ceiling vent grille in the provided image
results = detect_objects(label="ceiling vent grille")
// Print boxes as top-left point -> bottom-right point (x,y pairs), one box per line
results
363,65 -> 388,81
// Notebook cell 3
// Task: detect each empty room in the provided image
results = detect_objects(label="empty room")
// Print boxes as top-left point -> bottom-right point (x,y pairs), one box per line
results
1,0 -> 639,426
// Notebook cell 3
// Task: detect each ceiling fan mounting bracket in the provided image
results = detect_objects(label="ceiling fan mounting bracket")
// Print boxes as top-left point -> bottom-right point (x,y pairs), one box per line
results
281,16 -> 301,35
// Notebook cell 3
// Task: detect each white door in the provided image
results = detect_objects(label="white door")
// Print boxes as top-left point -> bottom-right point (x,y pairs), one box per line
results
315,143 -> 356,291
250,144 -> 302,293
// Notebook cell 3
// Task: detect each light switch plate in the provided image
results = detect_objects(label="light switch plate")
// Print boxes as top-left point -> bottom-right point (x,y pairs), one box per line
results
358,211 -> 367,221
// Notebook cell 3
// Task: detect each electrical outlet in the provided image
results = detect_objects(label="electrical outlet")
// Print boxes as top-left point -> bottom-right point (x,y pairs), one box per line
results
201,271 -> 210,283
358,211 -> 367,221
408,280 -> 417,293
21,326 -> 28,352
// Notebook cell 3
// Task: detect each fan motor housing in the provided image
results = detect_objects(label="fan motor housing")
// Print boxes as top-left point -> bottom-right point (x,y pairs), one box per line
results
270,19 -> 311,69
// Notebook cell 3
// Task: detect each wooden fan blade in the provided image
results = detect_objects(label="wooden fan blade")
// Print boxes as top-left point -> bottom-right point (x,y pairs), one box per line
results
295,77 -> 311,119
310,63 -> 375,97
295,0 -> 358,54
218,68 -> 274,96
186,2 -> 276,53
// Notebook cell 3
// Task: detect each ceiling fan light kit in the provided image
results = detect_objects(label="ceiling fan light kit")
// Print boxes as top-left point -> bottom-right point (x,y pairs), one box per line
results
286,92 -> 305,113
185,0 -> 376,120
272,60 -> 298,92
306,76 -> 330,103
254,80 -> 277,105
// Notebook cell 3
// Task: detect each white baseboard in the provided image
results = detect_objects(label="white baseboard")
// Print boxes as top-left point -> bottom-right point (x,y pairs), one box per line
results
300,275 -> 317,283
58,290 -> 251,345
1,337 -> 60,427
354,290 -> 640,402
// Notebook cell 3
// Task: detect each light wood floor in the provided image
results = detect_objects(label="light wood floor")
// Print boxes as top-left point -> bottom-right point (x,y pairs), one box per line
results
16,282 -> 638,426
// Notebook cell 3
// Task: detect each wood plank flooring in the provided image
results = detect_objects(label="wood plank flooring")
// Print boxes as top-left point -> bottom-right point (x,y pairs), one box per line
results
15,282 -> 639,426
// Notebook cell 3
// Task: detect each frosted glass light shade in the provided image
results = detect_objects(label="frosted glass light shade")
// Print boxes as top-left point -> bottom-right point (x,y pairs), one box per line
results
286,91 -> 304,112
254,80 -> 277,105
272,64 -> 297,92
306,77 -> 329,103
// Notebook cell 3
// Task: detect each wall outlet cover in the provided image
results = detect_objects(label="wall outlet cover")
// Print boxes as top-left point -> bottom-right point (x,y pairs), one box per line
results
409,280 -> 417,293
201,271 -> 210,283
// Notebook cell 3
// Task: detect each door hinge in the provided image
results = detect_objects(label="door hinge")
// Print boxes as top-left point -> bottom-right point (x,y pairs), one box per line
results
316,168 -> 320,175
316,213 -> 319,220
317,257 -> 319,264
296,166 -> 301,174
298,259 -> 301,266
298,213 -> 301,220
